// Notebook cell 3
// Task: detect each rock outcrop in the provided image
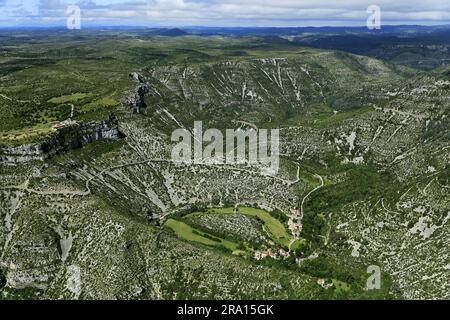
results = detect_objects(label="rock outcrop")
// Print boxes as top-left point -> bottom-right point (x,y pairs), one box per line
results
0,113 -> 122,164
80,113 -> 122,144
123,72 -> 153,113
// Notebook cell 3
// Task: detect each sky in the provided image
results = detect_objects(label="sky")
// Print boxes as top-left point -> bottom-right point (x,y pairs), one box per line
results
1,0 -> 450,28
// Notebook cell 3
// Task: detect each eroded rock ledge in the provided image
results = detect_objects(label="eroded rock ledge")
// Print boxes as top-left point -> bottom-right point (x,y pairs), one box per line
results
0,113 -> 123,164
122,72 -> 153,113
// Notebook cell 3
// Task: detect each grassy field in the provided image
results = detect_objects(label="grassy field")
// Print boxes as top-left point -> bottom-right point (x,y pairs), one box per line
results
165,206 -> 295,255
164,218 -> 244,255
202,206 -> 294,248
332,279 -> 351,294
235,207 -> 292,247
0,123 -> 55,144
48,92 -> 94,104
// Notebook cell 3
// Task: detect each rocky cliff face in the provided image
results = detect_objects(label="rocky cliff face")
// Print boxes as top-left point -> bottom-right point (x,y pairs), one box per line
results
123,72 -> 153,113
79,114 -> 122,144
0,113 -> 122,164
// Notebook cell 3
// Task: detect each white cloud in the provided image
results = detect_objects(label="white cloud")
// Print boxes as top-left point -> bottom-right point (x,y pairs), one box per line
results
0,0 -> 449,27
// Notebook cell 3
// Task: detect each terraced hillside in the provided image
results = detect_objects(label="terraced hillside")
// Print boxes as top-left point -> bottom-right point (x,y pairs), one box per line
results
0,31 -> 448,300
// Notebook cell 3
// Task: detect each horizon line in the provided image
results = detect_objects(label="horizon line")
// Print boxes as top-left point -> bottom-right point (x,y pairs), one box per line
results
1,23 -> 450,30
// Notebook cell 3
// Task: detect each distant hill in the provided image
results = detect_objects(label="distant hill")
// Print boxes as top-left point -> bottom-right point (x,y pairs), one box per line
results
158,28 -> 188,37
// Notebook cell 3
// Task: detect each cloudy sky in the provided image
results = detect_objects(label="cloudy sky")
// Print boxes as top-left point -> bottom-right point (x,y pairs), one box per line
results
1,0 -> 450,27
